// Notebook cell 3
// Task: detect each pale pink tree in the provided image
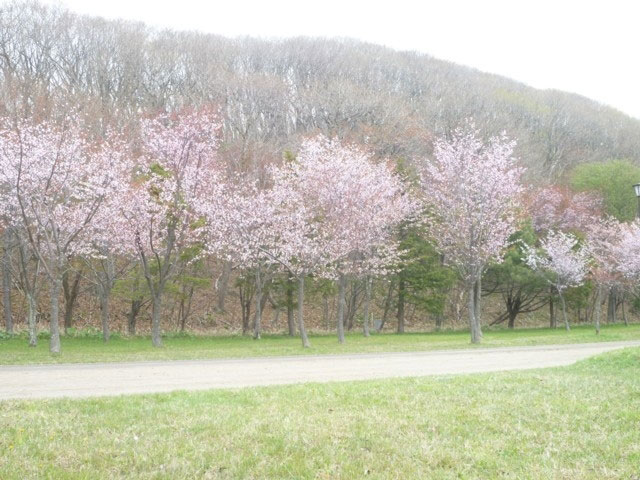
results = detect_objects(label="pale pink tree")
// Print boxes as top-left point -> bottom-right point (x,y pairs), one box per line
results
523,230 -> 589,331
421,124 -> 524,343
528,185 -> 601,234
591,220 -> 640,330
0,115 -> 127,353
271,136 -> 415,343
586,218 -> 625,334
114,110 -> 222,347
203,179 -> 284,340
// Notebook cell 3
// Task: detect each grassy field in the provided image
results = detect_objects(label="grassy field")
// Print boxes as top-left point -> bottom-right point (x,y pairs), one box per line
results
0,347 -> 638,479
1,323 -> 640,365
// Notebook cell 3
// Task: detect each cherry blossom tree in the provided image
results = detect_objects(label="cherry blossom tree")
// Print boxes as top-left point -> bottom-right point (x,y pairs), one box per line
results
203,179 -> 284,340
528,185 -> 601,234
113,110 -> 222,347
587,219 -> 640,332
270,136 -> 414,343
0,115 -> 127,353
586,218 -> 624,334
523,230 -> 589,331
421,124 -> 524,343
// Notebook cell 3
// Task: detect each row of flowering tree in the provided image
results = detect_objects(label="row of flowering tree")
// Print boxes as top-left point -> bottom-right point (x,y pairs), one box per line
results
2,109 -> 640,352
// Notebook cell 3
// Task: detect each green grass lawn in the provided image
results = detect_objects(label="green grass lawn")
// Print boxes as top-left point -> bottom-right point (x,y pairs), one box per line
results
1,347 -> 639,479
1,323 -> 640,365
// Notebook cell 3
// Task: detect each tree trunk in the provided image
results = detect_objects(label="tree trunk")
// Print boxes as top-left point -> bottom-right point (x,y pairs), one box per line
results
396,275 -> 406,334
468,280 -> 482,344
559,291 -> 570,331
549,287 -> 557,328
435,315 -> 443,331
49,276 -> 62,354
286,274 -> 295,336
26,291 -> 37,347
98,284 -> 110,342
507,311 -> 517,329
594,286 -> 604,335
216,261 -> 231,312
151,293 -> 163,347
128,299 -> 141,336
2,228 -> 13,335
378,280 -> 395,332
337,273 -> 346,343
297,275 -> 310,348
607,289 -> 616,324
363,276 -> 371,337
622,298 -> 628,326
253,267 -> 262,340
62,269 -> 82,335
322,293 -> 330,331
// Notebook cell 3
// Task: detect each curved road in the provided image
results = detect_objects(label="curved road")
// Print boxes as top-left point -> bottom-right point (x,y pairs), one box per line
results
1,340 -> 639,400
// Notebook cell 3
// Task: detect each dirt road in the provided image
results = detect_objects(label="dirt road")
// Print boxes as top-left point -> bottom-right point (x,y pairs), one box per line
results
1,340 -> 638,400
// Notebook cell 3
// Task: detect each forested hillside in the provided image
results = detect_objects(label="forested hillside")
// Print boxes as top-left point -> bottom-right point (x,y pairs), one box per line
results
1,2 -> 639,180
2,1 -> 640,349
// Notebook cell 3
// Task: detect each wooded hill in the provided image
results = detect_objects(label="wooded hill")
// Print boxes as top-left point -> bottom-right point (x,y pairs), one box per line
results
1,1 -> 639,181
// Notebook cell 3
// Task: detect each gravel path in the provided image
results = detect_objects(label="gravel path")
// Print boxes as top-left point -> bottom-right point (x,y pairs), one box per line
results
1,340 -> 638,400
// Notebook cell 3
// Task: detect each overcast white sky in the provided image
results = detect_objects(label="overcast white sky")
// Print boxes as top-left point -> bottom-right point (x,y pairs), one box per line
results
36,0 -> 640,119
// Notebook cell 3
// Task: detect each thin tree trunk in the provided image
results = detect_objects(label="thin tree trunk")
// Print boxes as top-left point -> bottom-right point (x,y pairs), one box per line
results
49,276 -> 62,354
253,267 -> 262,340
559,291 -> 570,331
2,228 -> 13,335
216,261 -> 231,312
151,293 -> 163,347
468,280 -> 482,344
98,284 -> 110,342
297,274 -> 310,348
435,314 -> 443,331
396,275 -> 406,334
607,288 -> 616,324
549,287 -> 557,328
62,269 -> 82,335
128,299 -> 141,336
622,298 -> 628,326
337,273 -> 346,343
286,274 -> 295,336
363,276 -> 371,337
378,280 -> 394,332
594,286 -> 603,335
322,293 -> 330,331
26,291 -> 37,347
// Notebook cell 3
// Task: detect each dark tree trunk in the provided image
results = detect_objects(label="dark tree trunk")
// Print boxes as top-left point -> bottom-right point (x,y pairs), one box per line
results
27,291 -> 37,347
322,293 -> 330,331
607,289 -> 616,324
2,228 -> 13,335
468,279 -> 482,343
549,287 -> 557,328
559,290 -> 570,331
128,299 -> 142,336
337,274 -> 346,343
49,276 -> 62,354
98,283 -> 110,342
216,261 -> 232,312
286,274 -> 295,336
378,280 -> 395,332
594,286 -> 603,335
363,276 -> 371,337
396,275 -> 406,334
297,275 -> 310,348
253,267 -> 262,340
62,269 -> 82,334
151,292 -> 163,347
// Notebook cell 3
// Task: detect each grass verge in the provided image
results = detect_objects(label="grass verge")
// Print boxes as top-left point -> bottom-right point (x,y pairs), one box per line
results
1,323 -> 640,365
1,347 -> 639,479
